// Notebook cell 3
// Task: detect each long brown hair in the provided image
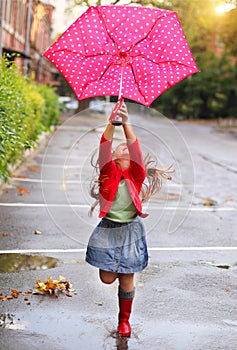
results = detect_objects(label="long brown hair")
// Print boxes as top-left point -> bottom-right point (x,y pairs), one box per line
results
88,151 -> 174,216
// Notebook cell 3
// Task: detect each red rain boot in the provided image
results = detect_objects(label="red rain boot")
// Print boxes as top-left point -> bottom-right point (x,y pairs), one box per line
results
117,297 -> 133,337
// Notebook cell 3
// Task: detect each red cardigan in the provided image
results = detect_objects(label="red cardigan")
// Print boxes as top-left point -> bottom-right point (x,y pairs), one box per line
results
98,134 -> 148,218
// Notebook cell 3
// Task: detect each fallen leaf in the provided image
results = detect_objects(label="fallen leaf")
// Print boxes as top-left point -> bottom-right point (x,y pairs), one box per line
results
1,276 -> 75,303
28,166 -> 40,172
11,174 -> 27,179
34,275 -> 73,296
203,197 -> 217,206
17,187 -> 30,196
25,290 -> 33,294
96,301 -> 103,306
59,284 -> 66,291
11,289 -> 20,298
3,295 -> 14,301
1,232 -> 9,237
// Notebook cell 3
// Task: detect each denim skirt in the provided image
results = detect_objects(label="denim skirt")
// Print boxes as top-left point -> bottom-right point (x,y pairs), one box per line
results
85,216 -> 148,274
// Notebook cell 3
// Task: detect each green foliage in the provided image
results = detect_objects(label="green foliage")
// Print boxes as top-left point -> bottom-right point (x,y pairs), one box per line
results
0,57 -> 60,182
219,8 -> 237,57
153,52 -> 237,119
36,84 -> 60,127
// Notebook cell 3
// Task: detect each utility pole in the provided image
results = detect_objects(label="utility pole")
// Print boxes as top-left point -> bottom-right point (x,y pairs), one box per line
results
0,0 -> 6,57
24,0 -> 33,75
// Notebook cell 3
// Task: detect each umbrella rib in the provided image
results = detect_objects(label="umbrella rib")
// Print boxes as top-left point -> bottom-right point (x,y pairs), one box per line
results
138,55 -> 196,69
81,61 -> 115,96
49,48 -> 108,60
131,12 -> 173,51
130,64 -> 148,105
96,7 -> 120,55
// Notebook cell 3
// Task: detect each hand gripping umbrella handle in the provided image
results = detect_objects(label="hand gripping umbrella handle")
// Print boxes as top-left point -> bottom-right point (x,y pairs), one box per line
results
109,97 -> 124,126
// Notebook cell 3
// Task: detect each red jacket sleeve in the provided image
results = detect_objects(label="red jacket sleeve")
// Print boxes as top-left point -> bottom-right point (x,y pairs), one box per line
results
98,134 -> 113,171
127,138 -> 146,183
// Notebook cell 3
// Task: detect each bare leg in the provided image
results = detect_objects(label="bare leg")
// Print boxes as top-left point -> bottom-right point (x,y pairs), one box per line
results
99,269 -> 118,284
118,273 -> 134,291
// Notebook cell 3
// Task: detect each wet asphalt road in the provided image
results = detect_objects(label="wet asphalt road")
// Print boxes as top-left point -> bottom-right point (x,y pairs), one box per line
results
0,104 -> 237,350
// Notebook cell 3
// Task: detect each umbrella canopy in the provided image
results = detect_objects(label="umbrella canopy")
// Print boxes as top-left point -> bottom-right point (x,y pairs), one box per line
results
44,5 -> 199,106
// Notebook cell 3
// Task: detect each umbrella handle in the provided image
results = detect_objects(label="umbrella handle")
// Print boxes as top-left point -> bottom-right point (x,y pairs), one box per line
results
109,97 -> 124,126
110,64 -> 125,125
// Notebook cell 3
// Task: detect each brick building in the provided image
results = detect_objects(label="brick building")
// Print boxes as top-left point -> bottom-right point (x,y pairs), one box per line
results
1,0 -> 54,83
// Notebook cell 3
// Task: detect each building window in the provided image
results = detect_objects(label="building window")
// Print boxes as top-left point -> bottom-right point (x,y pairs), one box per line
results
15,0 -> 27,38
4,0 -> 13,26
3,0 -> 14,34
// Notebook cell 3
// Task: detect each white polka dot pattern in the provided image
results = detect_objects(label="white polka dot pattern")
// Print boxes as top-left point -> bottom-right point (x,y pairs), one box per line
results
44,5 -> 199,106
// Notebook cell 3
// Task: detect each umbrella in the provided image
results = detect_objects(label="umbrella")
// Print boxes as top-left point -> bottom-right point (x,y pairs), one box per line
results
44,5 -> 199,108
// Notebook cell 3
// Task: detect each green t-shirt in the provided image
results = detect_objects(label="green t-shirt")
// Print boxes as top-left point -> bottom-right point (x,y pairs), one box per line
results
106,179 -> 137,222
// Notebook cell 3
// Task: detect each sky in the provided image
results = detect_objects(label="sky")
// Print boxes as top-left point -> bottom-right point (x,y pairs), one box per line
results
46,0 -> 84,38
47,0 -> 236,39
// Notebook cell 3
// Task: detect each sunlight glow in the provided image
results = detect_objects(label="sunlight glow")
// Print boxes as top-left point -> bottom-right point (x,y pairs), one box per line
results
216,3 -> 235,14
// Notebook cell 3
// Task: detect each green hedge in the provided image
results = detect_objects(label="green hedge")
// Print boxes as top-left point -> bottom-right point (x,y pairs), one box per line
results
0,57 -> 60,181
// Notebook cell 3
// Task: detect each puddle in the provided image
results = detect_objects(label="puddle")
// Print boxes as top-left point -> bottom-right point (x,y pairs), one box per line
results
0,254 -> 59,273
0,313 -> 26,330
0,313 -> 15,328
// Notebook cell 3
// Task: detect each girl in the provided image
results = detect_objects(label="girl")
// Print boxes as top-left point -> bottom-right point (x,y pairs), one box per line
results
86,101 -> 173,337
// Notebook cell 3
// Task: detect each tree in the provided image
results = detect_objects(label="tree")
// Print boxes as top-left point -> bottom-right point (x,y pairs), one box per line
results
68,0 -> 125,8
219,8 -> 237,57
153,52 -> 237,119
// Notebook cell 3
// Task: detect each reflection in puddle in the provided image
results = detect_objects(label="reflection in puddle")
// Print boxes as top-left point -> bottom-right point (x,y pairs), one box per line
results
0,313 -> 26,330
0,254 -> 58,273
109,330 -> 129,350
116,336 -> 128,350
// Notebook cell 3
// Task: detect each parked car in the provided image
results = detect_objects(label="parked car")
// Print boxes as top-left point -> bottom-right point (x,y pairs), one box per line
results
58,96 -> 79,111
89,100 -> 106,114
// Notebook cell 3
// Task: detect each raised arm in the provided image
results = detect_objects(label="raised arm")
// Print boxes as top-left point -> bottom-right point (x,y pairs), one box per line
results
119,103 -> 136,144
98,110 -> 116,170
118,102 -> 145,173
103,122 -> 115,141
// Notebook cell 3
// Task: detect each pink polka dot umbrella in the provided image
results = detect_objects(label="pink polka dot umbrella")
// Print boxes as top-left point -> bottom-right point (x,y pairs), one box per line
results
44,5 -> 199,107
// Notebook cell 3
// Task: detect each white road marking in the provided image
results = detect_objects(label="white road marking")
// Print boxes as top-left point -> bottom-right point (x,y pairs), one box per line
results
37,154 -> 80,159
41,164 -> 83,169
0,203 -> 236,211
1,247 -> 237,255
10,178 -> 86,184
149,206 -> 237,211
10,177 -> 202,188
0,203 -> 89,208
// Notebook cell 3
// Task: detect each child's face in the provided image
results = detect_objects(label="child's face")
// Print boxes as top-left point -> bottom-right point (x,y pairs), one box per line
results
113,143 -> 130,170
